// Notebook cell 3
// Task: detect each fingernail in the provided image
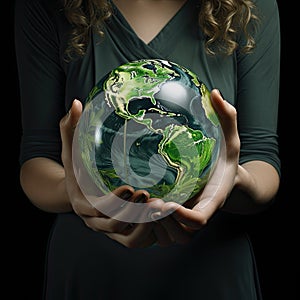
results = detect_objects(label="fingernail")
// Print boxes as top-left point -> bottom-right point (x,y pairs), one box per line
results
134,193 -> 147,203
73,99 -> 80,105
214,89 -> 226,100
150,212 -> 161,221
121,190 -> 133,200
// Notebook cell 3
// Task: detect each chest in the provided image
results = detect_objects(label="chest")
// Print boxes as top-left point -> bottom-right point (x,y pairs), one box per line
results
63,0 -> 237,108
112,0 -> 188,44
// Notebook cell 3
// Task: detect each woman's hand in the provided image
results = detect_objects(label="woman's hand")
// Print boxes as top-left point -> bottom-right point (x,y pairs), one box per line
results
151,89 -> 241,244
59,99 -> 156,248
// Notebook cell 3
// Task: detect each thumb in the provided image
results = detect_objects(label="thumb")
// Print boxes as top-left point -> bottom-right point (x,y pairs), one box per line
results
210,89 -> 238,139
60,99 -> 83,167
60,99 -> 83,130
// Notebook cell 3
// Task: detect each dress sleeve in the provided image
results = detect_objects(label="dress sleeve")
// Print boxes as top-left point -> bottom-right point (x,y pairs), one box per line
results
15,0 -> 66,165
236,0 -> 281,176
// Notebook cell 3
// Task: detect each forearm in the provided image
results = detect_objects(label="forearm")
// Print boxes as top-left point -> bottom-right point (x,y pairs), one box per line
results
221,160 -> 280,214
20,157 -> 73,213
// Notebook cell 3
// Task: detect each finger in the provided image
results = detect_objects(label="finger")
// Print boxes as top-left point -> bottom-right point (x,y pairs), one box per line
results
60,99 -> 83,168
149,198 -> 180,222
75,185 -> 135,221
88,189 -> 150,233
161,215 -> 193,244
61,99 -> 83,131
164,204 -> 208,230
103,197 -> 166,225
137,197 -> 166,223
60,99 -> 82,144
210,89 -> 236,127
92,185 -> 135,215
106,190 -> 150,232
210,89 -> 240,155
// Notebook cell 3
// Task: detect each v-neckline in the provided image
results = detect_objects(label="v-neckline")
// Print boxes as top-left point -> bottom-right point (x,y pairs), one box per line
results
92,0 -> 199,87
110,0 -> 191,46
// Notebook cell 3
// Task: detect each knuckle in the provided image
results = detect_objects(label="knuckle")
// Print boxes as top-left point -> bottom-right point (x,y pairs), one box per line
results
197,218 -> 207,227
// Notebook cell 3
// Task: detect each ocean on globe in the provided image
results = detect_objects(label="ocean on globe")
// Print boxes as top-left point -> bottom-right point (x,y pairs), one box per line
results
72,58 -> 221,205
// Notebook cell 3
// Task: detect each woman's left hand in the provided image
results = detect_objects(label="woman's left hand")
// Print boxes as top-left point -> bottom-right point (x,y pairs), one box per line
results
151,89 -> 241,245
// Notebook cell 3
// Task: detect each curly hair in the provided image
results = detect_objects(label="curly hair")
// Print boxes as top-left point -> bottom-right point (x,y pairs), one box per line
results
63,0 -> 259,60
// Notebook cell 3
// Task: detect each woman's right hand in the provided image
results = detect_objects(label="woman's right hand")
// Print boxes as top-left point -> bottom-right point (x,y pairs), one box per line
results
59,99 -> 156,248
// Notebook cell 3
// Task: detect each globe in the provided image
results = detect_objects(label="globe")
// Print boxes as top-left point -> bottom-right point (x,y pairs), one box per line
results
72,58 -> 221,212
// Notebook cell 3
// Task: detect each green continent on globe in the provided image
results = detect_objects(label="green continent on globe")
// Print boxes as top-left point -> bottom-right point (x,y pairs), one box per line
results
78,59 -> 221,204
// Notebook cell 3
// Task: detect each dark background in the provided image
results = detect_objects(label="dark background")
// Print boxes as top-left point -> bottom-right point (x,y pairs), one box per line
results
7,1 -> 297,299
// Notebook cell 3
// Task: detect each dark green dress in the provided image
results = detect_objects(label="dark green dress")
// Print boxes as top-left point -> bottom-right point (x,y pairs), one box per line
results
15,0 -> 281,299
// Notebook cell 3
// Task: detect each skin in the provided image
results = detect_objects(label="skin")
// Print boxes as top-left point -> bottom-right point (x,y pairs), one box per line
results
19,0 -> 280,248
20,90 -> 280,248
112,0 -> 189,44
